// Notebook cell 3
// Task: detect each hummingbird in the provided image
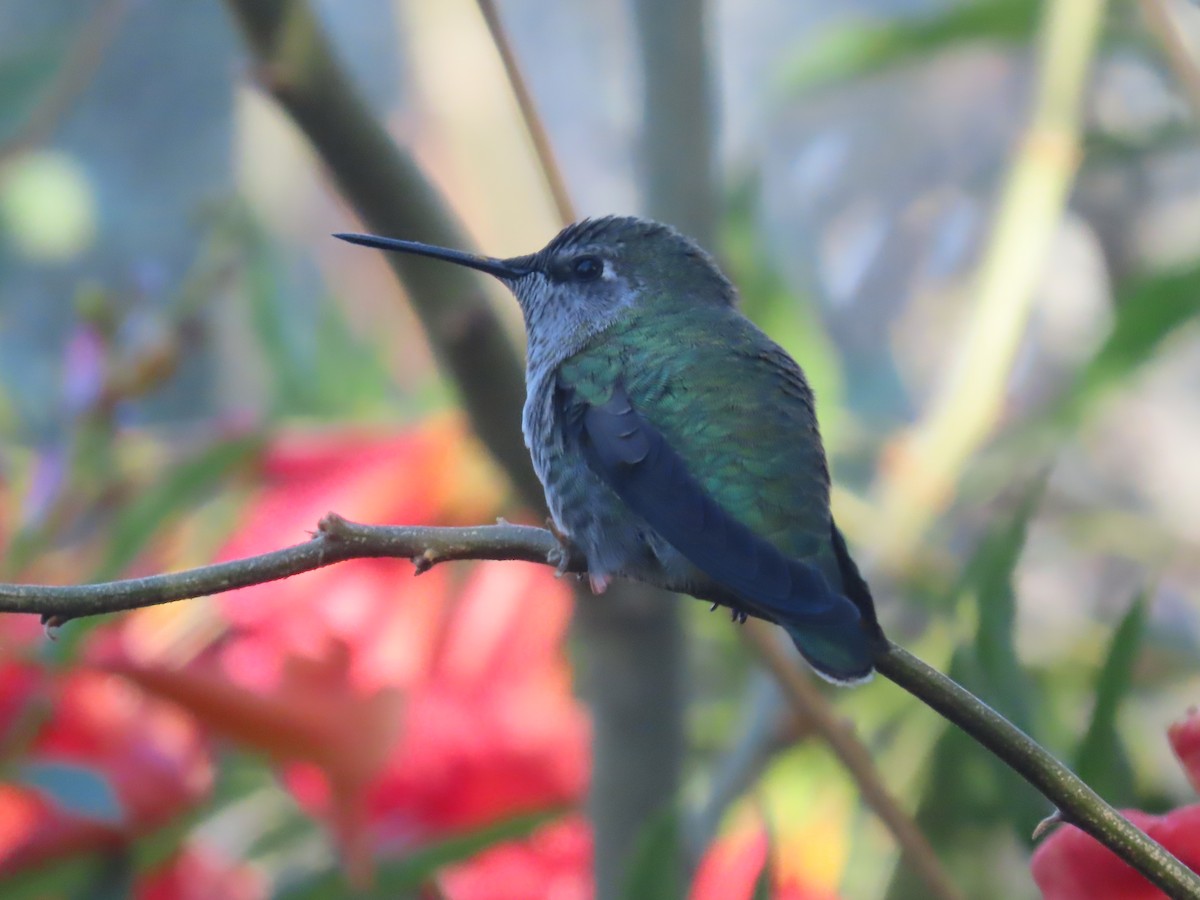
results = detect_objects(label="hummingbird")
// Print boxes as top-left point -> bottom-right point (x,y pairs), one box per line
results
335,217 -> 885,683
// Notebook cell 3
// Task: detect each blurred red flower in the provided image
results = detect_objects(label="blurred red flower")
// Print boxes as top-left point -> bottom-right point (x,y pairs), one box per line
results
690,810 -> 840,900
0,661 -> 212,876
1168,710 -> 1200,794
1031,709 -> 1200,899
440,814 -> 592,900
137,844 -> 265,900
104,421 -> 590,892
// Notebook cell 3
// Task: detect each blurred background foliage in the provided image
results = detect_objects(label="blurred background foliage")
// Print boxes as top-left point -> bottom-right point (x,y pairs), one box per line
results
0,0 -> 1199,897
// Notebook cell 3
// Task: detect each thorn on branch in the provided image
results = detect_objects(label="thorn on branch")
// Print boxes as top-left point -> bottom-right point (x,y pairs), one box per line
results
412,549 -> 438,576
41,613 -> 67,640
318,512 -> 352,539
1033,810 -> 1064,842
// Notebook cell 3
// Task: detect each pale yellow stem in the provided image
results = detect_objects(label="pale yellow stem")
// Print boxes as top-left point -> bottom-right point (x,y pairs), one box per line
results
870,0 -> 1108,568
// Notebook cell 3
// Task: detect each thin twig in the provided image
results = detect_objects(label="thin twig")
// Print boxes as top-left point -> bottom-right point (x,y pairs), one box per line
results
473,0 -> 577,224
3,520 -> 1198,896
684,673 -> 806,865
741,621 -> 963,900
0,0 -> 128,163
1139,0 -> 1200,116
875,645 -> 1200,898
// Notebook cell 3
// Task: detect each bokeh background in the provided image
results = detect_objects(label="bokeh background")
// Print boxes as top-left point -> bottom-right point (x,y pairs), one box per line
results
1,0 -> 1200,897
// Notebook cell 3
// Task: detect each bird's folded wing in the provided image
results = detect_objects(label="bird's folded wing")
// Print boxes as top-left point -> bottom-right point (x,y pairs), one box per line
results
562,380 -> 859,631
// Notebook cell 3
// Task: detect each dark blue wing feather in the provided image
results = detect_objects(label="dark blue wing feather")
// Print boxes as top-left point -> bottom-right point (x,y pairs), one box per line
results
568,381 -> 877,681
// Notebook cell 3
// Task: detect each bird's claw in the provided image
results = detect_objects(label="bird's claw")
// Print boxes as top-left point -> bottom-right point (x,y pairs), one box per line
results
546,545 -> 570,578
545,518 -> 576,578
542,518 -> 610,594
707,602 -> 748,624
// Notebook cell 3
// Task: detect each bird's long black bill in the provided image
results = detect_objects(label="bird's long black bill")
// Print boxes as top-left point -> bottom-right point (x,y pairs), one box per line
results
333,232 -> 529,280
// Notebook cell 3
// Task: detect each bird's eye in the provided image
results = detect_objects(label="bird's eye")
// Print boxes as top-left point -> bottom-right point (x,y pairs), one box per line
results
572,255 -> 603,281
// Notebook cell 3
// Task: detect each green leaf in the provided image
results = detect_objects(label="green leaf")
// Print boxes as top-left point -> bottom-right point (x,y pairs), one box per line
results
309,300 -> 398,417
15,761 -> 122,823
997,262 -> 1200,466
40,434 -> 261,665
750,820 -> 773,900
71,852 -> 135,900
0,856 -> 101,900
279,808 -> 567,899
1064,263 -> 1200,424
1073,593 -> 1146,806
621,806 -> 683,900
242,231 -> 395,419
210,750 -> 323,862
779,0 -> 1040,94
720,176 -> 845,445
245,244 -> 329,416
751,867 -> 772,900
962,481 -> 1045,733
91,434 -> 264,583
1084,122 -> 1200,167
887,489 -> 1048,898
958,485 -> 1050,837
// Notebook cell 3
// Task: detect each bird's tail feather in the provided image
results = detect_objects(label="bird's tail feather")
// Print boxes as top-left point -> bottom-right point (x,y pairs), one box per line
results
783,525 -> 885,684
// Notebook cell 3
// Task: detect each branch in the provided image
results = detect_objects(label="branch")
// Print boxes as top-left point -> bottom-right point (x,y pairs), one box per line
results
221,0 -> 540,509
475,0 -> 576,225
631,0 -> 717,247
5,521 -> 1199,897
684,672 -> 802,863
874,646 -> 1200,899
4,516 -> 579,620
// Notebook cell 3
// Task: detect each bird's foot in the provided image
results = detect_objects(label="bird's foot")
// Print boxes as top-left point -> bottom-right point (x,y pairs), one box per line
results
545,518 -> 577,578
707,602 -> 748,624
543,519 -> 609,593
